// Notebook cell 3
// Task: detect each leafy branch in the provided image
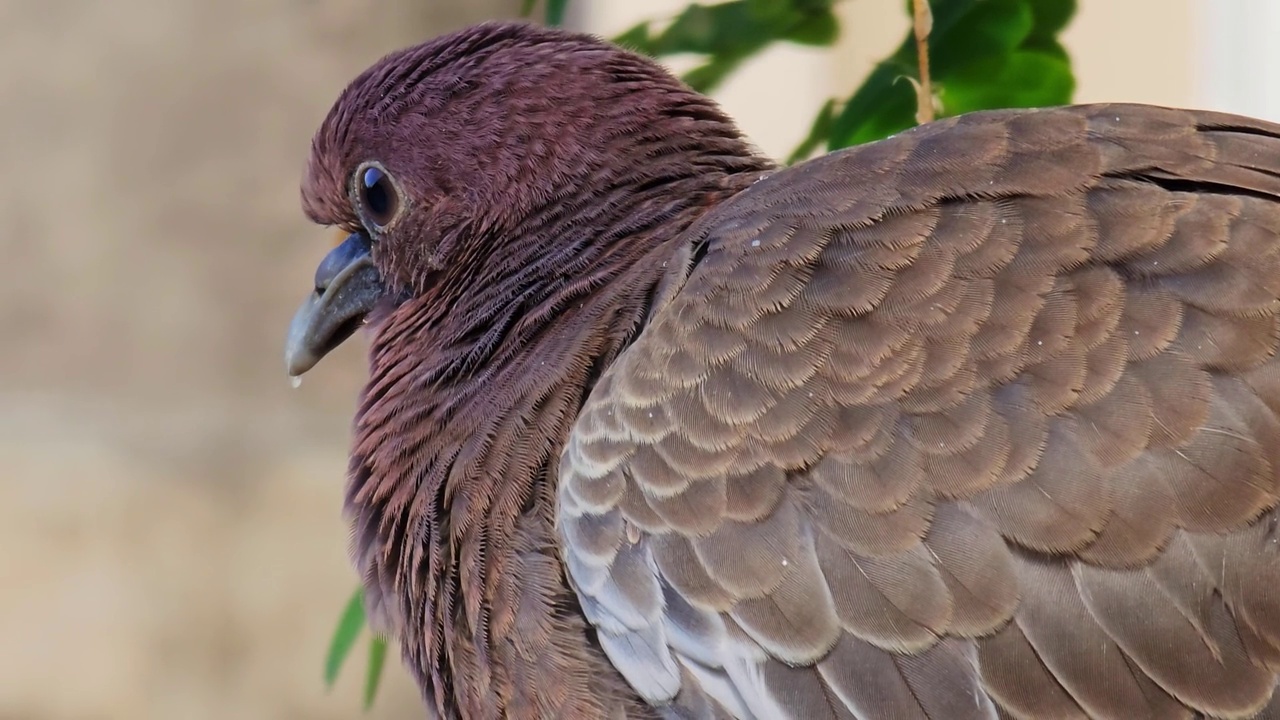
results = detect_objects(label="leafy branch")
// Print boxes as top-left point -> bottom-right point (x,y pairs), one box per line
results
324,587 -> 386,711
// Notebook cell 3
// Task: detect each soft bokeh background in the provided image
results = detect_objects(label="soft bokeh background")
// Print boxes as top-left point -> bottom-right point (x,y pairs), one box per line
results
2,1 -> 1273,718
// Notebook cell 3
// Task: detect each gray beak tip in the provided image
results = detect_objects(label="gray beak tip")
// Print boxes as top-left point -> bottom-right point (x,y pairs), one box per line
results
282,233 -> 383,377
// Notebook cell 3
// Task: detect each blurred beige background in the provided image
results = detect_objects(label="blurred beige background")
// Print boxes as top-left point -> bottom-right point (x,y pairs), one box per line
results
0,0 -> 1260,718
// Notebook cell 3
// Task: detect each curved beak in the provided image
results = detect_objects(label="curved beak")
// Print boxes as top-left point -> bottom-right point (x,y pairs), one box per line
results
284,232 -> 384,377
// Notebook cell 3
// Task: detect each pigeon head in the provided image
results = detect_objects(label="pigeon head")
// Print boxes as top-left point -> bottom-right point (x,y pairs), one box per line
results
284,21 -> 764,377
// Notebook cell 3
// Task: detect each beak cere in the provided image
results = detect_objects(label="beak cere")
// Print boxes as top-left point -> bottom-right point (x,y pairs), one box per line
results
284,232 -> 385,377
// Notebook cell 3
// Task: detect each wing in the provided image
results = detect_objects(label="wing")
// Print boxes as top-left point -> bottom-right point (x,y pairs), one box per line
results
557,104 -> 1280,720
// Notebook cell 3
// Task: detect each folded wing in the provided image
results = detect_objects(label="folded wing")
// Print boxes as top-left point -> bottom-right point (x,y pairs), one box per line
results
558,104 -> 1280,719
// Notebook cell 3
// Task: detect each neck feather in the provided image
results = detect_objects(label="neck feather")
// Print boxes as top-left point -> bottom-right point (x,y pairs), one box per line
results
346,137 -> 770,716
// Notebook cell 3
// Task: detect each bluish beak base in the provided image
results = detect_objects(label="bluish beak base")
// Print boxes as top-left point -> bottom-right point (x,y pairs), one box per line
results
284,233 -> 384,377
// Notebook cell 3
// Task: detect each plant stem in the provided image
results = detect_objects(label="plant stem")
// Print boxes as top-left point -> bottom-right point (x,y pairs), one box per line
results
912,0 -> 934,123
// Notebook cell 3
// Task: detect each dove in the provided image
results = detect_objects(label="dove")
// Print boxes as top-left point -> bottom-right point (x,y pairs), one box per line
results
286,20 -> 1280,719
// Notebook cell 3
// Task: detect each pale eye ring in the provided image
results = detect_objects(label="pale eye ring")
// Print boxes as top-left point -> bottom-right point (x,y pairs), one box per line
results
354,162 -> 401,229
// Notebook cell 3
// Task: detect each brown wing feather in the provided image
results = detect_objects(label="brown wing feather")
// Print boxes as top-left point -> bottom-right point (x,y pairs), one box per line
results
558,104 -> 1280,719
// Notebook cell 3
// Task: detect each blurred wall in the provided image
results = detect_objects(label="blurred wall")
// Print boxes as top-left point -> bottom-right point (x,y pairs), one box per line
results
0,2 -> 518,718
0,1 -> 1254,719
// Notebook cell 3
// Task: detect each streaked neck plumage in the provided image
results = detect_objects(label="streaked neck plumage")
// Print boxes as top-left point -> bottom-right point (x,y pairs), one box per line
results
347,127 -> 770,716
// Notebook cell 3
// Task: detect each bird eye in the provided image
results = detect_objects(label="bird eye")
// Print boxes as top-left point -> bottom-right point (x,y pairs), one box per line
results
357,165 -> 400,228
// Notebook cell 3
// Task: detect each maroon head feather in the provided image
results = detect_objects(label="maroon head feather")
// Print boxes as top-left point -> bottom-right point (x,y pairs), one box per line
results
292,20 -> 769,718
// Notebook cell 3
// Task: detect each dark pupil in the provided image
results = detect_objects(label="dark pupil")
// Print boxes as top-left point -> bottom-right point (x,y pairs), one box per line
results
361,167 -> 396,224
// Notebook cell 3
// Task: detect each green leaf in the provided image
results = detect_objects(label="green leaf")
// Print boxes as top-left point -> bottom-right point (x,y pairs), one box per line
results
324,586 -> 367,688
545,0 -> 569,26
682,55 -> 747,93
787,97 -> 840,164
653,3 -> 753,56
1029,0 -> 1076,38
746,0 -> 791,22
612,1 -> 841,93
363,636 -> 388,711
784,9 -> 839,46
929,0 -> 1032,70
941,51 -> 1073,114
826,61 -> 916,148
519,0 -> 537,18
1024,0 -> 1076,58
829,0 -> 1076,149
612,22 -> 656,55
